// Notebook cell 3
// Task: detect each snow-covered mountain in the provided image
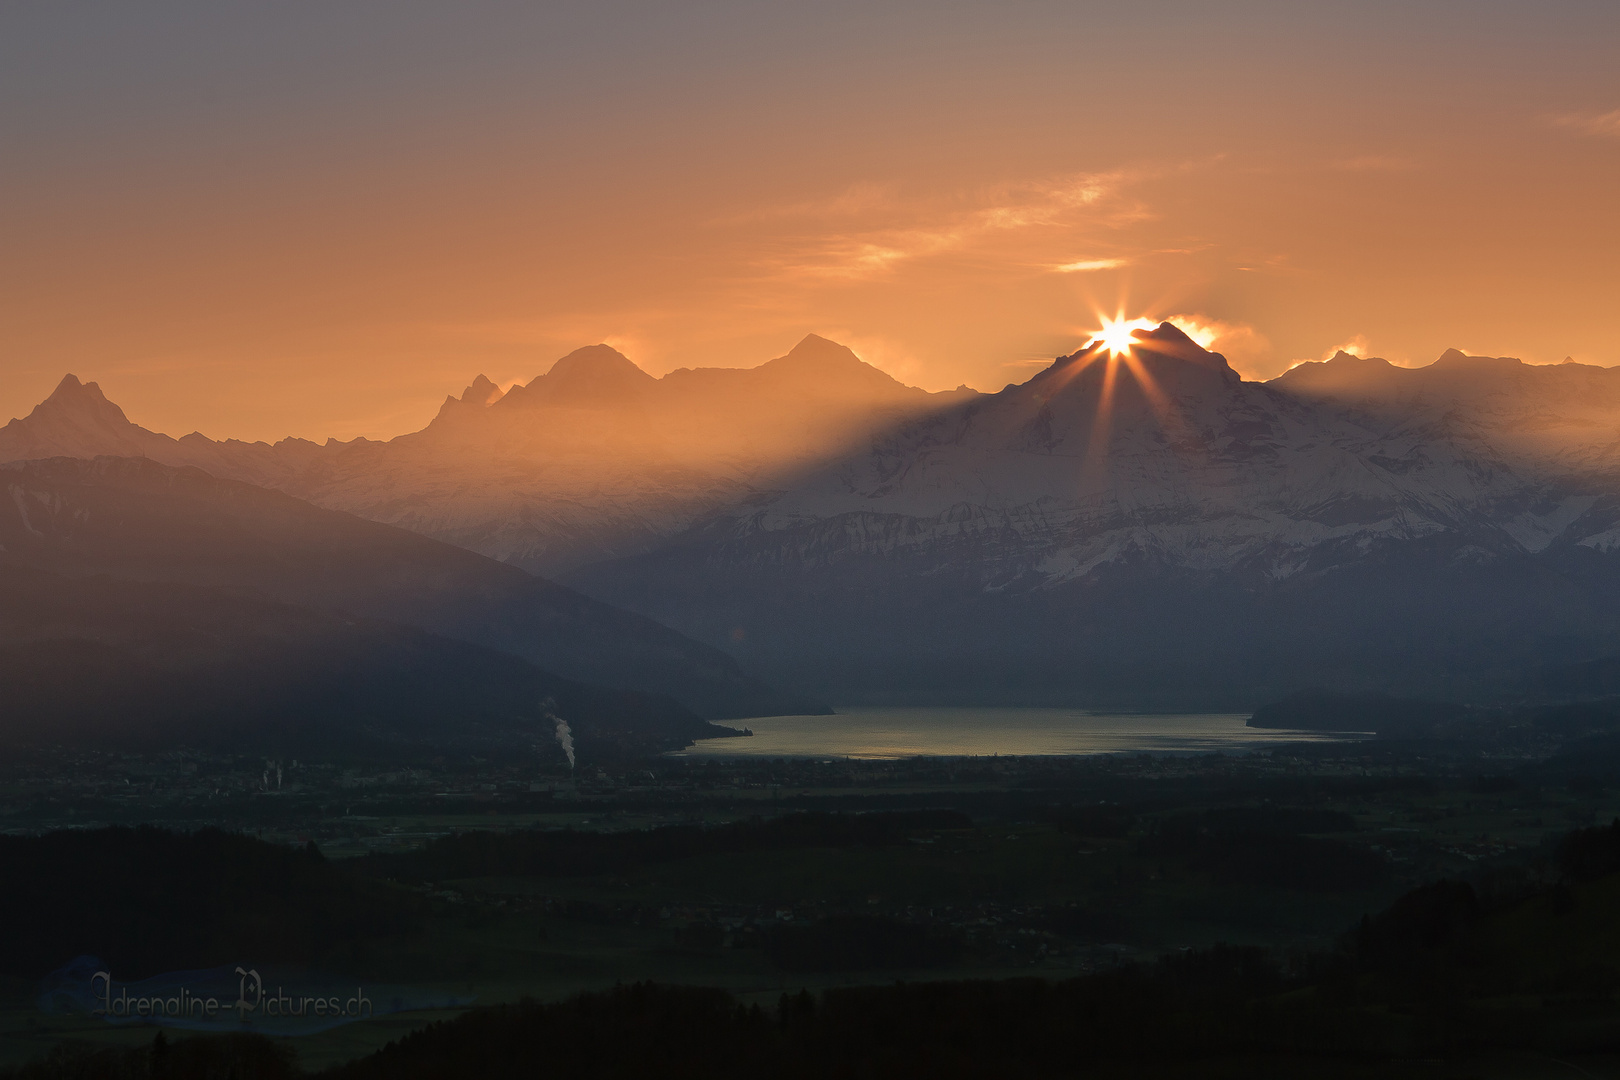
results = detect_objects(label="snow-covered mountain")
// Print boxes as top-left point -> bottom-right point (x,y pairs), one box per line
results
685,325 -> 1620,584
564,325 -> 1620,706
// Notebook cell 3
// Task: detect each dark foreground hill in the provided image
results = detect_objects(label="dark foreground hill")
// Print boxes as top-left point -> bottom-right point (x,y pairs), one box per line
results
310,823 -> 1620,1078
13,820 -> 1620,1079
0,565 -> 722,758
0,456 -> 821,721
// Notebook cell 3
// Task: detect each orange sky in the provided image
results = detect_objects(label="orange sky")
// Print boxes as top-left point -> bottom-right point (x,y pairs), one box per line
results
3,2 -> 1618,442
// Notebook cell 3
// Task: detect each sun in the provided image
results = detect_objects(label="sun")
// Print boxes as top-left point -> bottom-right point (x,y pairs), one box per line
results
1090,316 -> 1157,357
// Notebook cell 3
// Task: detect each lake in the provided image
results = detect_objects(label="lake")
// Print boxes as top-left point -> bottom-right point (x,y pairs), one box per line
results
670,706 -> 1360,759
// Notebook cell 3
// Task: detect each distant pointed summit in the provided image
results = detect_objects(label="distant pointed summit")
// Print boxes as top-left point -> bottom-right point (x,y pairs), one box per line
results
37,374 -> 131,425
424,374 -> 507,432
545,345 -> 655,385
777,334 -> 863,369
745,333 -> 919,400
25,374 -> 134,433
458,374 -> 504,407
0,374 -> 163,463
504,345 -> 657,407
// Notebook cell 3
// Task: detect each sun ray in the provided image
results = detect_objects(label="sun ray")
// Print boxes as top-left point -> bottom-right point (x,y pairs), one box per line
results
1074,312 -> 1199,476
1085,353 -> 1122,469
1120,350 -> 1172,421
1040,344 -> 1106,398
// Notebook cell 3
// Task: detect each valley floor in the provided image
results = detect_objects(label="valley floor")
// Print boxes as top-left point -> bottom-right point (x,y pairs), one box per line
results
2,738 -> 1618,1073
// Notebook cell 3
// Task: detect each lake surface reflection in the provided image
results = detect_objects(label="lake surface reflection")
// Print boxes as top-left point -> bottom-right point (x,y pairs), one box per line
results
671,707 -> 1359,759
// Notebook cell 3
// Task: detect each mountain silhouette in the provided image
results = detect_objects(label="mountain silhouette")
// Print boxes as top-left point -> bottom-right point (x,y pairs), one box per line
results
0,375 -> 163,460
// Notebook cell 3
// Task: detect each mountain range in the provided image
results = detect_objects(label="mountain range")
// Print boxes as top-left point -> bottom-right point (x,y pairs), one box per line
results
8,325 -> 1620,710
0,335 -> 965,575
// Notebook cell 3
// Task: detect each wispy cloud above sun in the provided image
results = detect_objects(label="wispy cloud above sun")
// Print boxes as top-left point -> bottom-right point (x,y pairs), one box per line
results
741,168 -> 1148,283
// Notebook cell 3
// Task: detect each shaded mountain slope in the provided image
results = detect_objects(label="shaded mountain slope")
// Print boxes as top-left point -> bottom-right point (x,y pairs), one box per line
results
569,523 -> 1620,708
0,456 -> 819,719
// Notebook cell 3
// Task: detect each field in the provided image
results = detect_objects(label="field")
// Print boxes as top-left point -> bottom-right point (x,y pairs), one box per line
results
3,739 -> 1618,1072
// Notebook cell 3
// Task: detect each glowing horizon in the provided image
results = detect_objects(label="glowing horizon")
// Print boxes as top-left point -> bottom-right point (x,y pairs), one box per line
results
1,3 -> 1617,442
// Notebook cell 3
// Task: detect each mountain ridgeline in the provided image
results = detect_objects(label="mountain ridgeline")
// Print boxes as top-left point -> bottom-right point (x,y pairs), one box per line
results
8,325 -> 1620,714
0,335 -> 967,575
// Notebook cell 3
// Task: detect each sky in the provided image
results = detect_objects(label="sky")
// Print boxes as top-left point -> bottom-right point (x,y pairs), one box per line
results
2,1 -> 1618,442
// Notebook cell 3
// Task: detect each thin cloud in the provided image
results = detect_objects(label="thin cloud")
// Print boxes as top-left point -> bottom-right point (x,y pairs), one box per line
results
1553,109 -> 1620,138
1322,335 -> 1370,360
1052,258 -> 1127,273
746,168 -> 1144,282
1162,314 -> 1273,379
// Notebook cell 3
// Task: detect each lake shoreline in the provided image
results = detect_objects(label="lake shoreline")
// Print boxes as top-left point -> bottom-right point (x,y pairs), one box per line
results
669,706 -> 1363,759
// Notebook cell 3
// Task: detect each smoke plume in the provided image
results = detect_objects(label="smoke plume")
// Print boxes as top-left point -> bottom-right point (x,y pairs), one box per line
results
541,697 -> 575,769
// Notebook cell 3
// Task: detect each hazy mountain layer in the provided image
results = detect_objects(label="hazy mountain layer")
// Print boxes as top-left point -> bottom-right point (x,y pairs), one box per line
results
1275,348 -> 1620,482
0,335 -> 967,575
0,456 -> 818,720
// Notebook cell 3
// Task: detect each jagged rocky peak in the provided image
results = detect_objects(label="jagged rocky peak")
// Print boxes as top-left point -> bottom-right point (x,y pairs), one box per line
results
458,374 -> 504,407
8,374 -> 138,437
0,373 -> 164,464
425,373 -> 506,428
33,374 -> 132,424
